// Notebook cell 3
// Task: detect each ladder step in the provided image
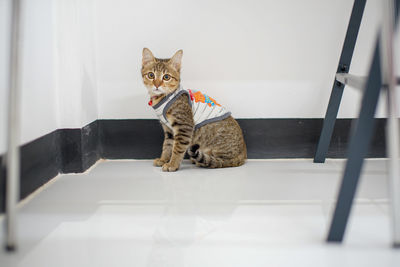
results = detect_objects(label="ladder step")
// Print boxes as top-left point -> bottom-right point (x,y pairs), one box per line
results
335,73 -> 366,90
336,73 -> 400,91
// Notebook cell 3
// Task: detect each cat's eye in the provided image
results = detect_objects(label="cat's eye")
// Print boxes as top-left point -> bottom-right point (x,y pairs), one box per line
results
163,74 -> 171,81
147,72 -> 155,79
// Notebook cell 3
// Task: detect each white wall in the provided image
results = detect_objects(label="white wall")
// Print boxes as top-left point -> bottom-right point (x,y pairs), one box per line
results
19,0 -> 59,144
95,0 -> 398,120
54,0 -> 98,128
1,0 -> 399,154
0,0 -> 98,154
0,0 -> 59,155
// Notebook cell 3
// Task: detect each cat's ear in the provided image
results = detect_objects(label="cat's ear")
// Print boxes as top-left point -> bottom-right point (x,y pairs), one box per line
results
142,48 -> 155,65
169,49 -> 183,71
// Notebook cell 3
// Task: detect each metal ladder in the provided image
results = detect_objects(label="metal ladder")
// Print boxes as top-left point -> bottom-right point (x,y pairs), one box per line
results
314,0 -> 400,246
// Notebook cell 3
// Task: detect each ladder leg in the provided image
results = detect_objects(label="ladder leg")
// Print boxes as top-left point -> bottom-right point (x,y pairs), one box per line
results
381,0 -> 400,247
314,85 -> 344,163
314,0 -> 366,163
327,39 -> 382,242
386,61 -> 400,248
5,0 -> 22,252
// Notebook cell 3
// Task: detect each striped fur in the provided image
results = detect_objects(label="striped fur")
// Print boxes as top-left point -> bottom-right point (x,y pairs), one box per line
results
142,48 -> 247,172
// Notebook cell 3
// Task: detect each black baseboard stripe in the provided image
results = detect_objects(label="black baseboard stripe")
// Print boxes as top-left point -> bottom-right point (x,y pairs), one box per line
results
238,119 -> 386,159
99,119 -> 163,159
0,130 -> 61,213
0,120 -> 101,212
99,119 -> 386,159
0,118 -> 387,212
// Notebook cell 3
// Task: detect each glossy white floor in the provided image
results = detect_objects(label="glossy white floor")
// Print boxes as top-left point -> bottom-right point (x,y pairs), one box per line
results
0,159 -> 399,267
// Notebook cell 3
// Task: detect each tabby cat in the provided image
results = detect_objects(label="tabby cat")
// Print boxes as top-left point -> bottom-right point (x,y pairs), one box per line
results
141,48 -> 246,172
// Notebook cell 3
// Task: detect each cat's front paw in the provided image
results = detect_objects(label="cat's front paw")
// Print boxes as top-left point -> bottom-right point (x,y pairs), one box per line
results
162,162 -> 179,172
153,158 -> 167,167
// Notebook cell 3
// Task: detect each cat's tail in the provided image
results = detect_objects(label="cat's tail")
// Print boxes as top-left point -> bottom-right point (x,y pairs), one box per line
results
188,144 -> 222,168
188,144 -> 245,168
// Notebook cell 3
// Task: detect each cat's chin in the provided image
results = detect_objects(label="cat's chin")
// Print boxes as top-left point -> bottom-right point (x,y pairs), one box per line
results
148,90 -> 164,97
150,92 -> 165,97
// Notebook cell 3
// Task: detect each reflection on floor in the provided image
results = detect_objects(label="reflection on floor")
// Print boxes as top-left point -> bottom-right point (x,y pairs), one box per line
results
0,159 -> 399,267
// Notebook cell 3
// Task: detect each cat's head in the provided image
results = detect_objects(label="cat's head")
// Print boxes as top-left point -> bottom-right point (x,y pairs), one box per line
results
141,48 -> 183,97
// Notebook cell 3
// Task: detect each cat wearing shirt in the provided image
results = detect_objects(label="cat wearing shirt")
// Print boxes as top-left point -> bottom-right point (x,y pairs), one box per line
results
141,48 -> 246,172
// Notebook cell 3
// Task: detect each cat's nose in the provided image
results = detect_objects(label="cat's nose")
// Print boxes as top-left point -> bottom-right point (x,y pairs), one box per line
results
154,80 -> 162,89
